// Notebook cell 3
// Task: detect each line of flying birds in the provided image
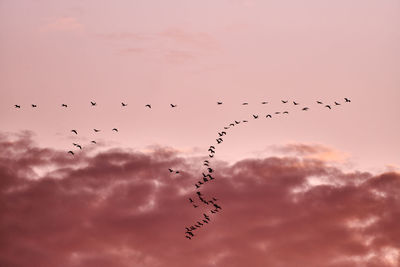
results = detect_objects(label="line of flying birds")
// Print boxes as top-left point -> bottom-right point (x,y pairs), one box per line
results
182,97 -> 352,240
12,98 -> 351,109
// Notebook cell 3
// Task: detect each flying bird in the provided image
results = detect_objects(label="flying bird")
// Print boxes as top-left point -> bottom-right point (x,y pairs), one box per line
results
170,104 -> 177,108
189,198 -> 193,203
68,151 -> 74,155
94,129 -> 100,132
266,114 -> 272,118
90,101 -> 96,106
293,101 -> 299,105
283,111 -> 289,114
168,168 -> 174,173
234,120 -> 240,124
121,102 -> 127,107
242,102 -> 248,105
302,107 -> 309,111
317,101 -> 323,104
112,128 -> 118,132
185,236 -> 192,240
344,98 -> 351,102
14,105 -> 21,108
261,101 -> 268,104
224,127 -> 230,129
334,102 -> 341,105
217,102 -> 223,105
253,115 -> 258,119
229,123 -> 235,127
145,104 -> 151,108
71,130 -> 78,135
281,100 -> 288,103
242,120 -> 248,123
61,104 -> 68,107
91,141 -> 97,144
31,104 -> 37,108
76,144 -> 82,150
325,105 -> 331,109
275,112 -> 281,114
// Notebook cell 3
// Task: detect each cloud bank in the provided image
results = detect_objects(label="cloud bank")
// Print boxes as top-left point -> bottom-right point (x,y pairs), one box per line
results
0,132 -> 399,267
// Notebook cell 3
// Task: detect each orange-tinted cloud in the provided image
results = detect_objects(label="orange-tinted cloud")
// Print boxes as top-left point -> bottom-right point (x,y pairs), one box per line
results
0,132 -> 399,267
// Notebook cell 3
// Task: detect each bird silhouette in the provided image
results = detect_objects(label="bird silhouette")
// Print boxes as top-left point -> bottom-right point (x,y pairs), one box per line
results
94,129 -> 100,132
275,112 -> 281,114
168,168 -> 174,173
204,160 -> 209,163
145,104 -> 151,108
261,101 -> 268,104
208,148 -> 215,153
14,105 -> 21,108
302,107 -> 309,111
209,154 -> 214,158
31,104 -> 37,108
283,111 -> 289,114
91,141 -> 97,144
229,123 -> 235,127
61,104 -> 68,107
281,100 -> 288,103
325,105 -> 331,109
112,128 -> 118,132
334,102 -> 341,105
213,203 -> 222,210
253,115 -> 259,119
234,120 -> 240,124
189,198 -> 193,203
203,220 -> 209,224
217,102 -> 223,105
76,145 -> 82,150
170,104 -> 177,108
175,171 -> 180,174
68,151 -> 74,155
242,102 -> 248,105
186,231 -> 194,237
266,114 -> 272,118
73,143 -> 78,146
224,127 -> 230,129
90,101 -> 96,106
71,130 -> 78,135
208,168 -> 213,173
185,236 -> 192,240
193,204 -> 198,208
293,101 -> 299,105
242,120 -> 248,123
121,102 -> 127,106
195,184 -> 200,188
317,101 -> 323,104
344,98 -> 351,102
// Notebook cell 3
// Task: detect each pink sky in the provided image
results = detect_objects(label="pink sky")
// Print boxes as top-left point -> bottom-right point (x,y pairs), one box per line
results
1,0 -> 400,266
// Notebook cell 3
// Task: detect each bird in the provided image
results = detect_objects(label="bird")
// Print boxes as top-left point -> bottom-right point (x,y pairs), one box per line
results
68,151 -> 74,155
91,141 -> 97,144
209,154 -> 214,158
73,143 -> 79,146
193,204 -> 198,208
302,107 -> 309,111
208,148 -> 215,153
204,160 -> 209,163
261,101 -> 268,104
203,177 -> 208,182
145,104 -> 151,108
31,104 -> 37,108
275,112 -> 281,114
242,120 -> 248,123
283,111 -> 289,114
76,144 -> 82,150
334,102 -> 341,105
253,115 -> 258,119
229,123 -> 235,127
168,168 -> 174,173
281,100 -> 288,103
317,101 -> 323,104
344,98 -> 351,102
213,203 -> 222,210
208,168 -> 213,173
195,184 -> 200,189
293,101 -> 299,105
170,104 -> 177,108
189,198 -> 193,203
325,105 -> 331,109
266,114 -> 272,118
186,231 -> 194,237
209,146 -> 215,150
112,128 -> 118,132
217,102 -> 223,105
121,102 -> 127,107
71,130 -> 78,135
203,220 -> 209,224
242,102 -> 248,105
14,105 -> 21,108
224,127 -> 230,129
175,171 -> 180,174
185,236 -> 192,240
61,104 -> 68,107
234,120 -> 240,124
90,101 -> 96,106
94,129 -> 100,132
216,139 -> 223,144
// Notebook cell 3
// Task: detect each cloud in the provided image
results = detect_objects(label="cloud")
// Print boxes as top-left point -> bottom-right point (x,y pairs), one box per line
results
0,132 -> 399,267
40,17 -> 84,33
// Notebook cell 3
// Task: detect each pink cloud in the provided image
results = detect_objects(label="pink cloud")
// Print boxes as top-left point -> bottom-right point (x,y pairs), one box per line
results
0,132 -> 399,267
40,17 -> 84,33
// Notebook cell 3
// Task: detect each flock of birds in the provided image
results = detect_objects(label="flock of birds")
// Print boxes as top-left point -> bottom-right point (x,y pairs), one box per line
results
13,97 -> 352,240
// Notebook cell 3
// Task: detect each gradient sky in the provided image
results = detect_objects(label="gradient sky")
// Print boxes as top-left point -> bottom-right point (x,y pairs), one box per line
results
1,1 -> 400,266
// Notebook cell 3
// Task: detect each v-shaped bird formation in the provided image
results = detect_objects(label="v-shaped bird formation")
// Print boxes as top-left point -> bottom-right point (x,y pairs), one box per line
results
12,98 -> 352,240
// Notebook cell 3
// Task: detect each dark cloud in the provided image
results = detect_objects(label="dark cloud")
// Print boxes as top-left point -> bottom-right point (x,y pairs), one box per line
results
0,132 -> 399,267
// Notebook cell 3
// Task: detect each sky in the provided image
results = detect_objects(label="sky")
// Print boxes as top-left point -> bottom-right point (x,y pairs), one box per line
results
0,0 -> 399,266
